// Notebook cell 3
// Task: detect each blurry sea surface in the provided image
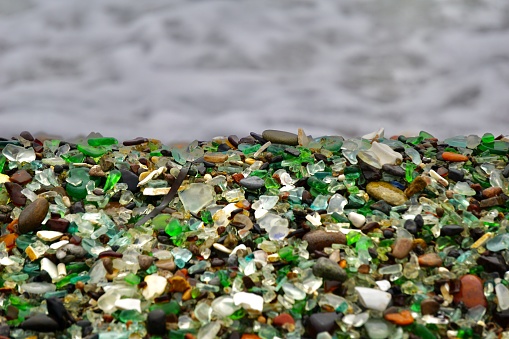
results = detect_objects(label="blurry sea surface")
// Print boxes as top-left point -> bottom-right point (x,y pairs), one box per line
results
1,0 -> 509,144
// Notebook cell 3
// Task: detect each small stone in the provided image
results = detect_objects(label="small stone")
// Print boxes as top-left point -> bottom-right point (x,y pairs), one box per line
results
403,219 -> 418,235
147,309 -> 166,336
313,257 -> 347,282
4,182 -> 26,207
262,129 -> 298,146
102,258 -> 114,274
348,212 -> 366,228
384,310 -> 414,326
120,169 -> 140,193
370,200 -> 392,215
306,312 -> 340,338
239,176 -> 265,190
241,335 -> 261,339
273,313 -> 295,327
366,182 -> 407,206
440,224 -> 464,236
303,230 -> 346,252
46,218 -> 70,233
19,313 -> 60,332
441,152 -> 468,162
361,221 -> 380,234
9,169 -> 32,185
418,253 -> 443,267
168,276 -> 190,293
391,238 -> 413,259
46,297 -> 75,330
204,152 -> 228,163
404,176 -> 427,198
18,198 -> 49,234
477,255 -> 508,275
355,287 -> 392,312
138,255 -> 154,271
453,274 -> 488,309
89,165 -> 106,177
155,259 -> 176,272
123,137 -> 148,146
482,186 -> 502,198
420,299 -> 440,315
382,164 -> 405,177
20,130 -> 34,141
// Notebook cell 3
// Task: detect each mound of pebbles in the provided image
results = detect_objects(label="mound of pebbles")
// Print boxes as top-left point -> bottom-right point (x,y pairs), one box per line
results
0,129 -> 509,338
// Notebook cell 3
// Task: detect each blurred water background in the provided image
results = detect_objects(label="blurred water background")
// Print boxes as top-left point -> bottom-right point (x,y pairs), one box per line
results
1,0 -> 508,144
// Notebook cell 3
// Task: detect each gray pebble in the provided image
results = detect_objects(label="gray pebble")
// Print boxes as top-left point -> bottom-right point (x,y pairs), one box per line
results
262,129 -> 299,146
239,176 -> 265,190
313,257 -> 347,282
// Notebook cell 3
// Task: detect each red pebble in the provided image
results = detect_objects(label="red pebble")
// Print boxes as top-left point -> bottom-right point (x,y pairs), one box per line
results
273,313 -> 295,327
453,274 -> 487,308
442,152 -> 468,162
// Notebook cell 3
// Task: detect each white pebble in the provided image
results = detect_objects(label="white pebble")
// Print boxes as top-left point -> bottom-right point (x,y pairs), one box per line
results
429,169 -> 448,186
115,298 -> 142,312
355,287 -> 392,312
213,243 -> 232,254
36,230 -> 63,242
348,212 -> 366,228
233,292 -> 264,312
50,240 -> 69,250
40,258 -> 58,280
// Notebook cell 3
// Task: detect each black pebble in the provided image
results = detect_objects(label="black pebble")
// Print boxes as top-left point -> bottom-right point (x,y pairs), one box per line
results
383,229 -> 394,239
20,131 -> 34,141
285,147 -> 301,157
503,163 -> 509,178
477,255 -> 508,275
382,164 -> 405,177
20,313 -> 60,332
77,320 -> 93,337
147,309 -> 167,336
249,132 -> 267,144
414,214 -> 424,229
306,312 -> 340,337
120,170 -> 140,193
34,270 -> 52,283
404,219 -> 418,235
359,161 -> 382,181
217,143 -> 231,152
228,135 -> 239,148
370,200 -> 392,215
448,168 -> 465,182
71,201 -> 86,214
447,249 -> 461,258
440,224 -> 464,237
46,297 -> 76,330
